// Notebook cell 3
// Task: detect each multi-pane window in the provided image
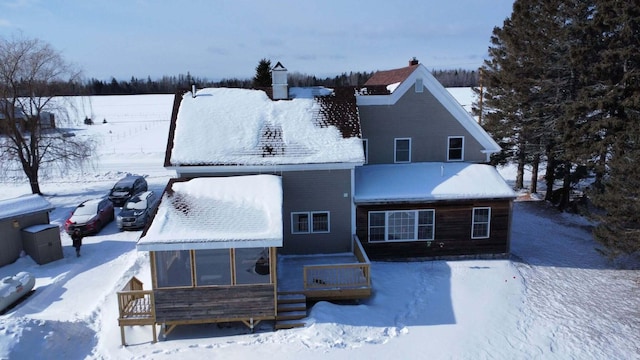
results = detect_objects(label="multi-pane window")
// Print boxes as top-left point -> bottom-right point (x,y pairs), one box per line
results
395,138 -> 411,163
292,211 -> 330,234
472,207 -> 491,239
368,210 -> 435,242
448,136 -> 464,161
154,247 -> 272,288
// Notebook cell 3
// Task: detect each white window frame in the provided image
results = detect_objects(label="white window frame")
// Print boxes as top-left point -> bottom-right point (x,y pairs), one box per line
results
362,138 -> 368,164
291,211 -> 330,234
394,138 -> 411,163
368,209 -> 435,242
447,136 -> 464,161
415,78 -> 423,93
471,207 -> 491,239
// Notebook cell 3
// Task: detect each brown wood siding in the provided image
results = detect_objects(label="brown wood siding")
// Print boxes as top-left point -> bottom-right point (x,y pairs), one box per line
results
356,199 -> 512,260
154,284 -> 276,323
359,89 -> 487,164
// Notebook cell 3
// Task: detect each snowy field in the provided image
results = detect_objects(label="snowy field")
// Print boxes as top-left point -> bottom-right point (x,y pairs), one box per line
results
0,90 -> 638,360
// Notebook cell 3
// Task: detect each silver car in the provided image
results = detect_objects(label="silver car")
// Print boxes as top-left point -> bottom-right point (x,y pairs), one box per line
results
116,191 -> 158,230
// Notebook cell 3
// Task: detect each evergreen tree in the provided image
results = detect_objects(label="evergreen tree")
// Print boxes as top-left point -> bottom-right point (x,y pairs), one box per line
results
588,0 -> 640,256
253,58 -> 272,87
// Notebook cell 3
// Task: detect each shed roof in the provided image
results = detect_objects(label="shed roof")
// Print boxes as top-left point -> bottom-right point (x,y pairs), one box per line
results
354,162 -> 516,204
0,194 -> 54,221
137,175 -> 283,252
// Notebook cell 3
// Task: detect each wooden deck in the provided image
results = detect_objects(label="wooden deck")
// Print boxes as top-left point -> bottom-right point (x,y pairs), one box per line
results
117,277 -> 157,346
278,236 -> 372,300
116,237 -> 372,344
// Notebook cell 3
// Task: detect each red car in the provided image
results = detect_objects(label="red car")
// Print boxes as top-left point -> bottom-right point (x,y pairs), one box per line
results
64,198 -> 115,235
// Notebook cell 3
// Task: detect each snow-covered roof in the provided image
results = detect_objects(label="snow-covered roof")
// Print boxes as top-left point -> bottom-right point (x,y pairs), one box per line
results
167,87 -> 364,168
354,162 -> 516,203
0,194 -> 53,221
137,175 -> 283,252
356,63 -> 501,155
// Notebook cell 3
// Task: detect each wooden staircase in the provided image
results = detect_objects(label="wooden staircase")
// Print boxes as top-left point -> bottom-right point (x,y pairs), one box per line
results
275,292 -> 307,330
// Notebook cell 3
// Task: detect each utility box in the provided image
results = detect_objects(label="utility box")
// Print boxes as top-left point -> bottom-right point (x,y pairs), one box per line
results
21,224 -> 63,265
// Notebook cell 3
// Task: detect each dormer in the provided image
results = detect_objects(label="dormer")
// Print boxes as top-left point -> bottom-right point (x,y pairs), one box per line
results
272,62 -> 288,100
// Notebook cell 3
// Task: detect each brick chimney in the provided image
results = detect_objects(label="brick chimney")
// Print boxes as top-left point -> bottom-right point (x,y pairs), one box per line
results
271,61 -> 288,100
409,57 -> 419,66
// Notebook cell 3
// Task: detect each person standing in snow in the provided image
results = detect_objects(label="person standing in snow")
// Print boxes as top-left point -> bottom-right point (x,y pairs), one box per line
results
71,229 -> 83,257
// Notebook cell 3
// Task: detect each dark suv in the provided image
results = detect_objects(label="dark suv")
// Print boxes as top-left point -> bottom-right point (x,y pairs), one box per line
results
108,175 -> 147,207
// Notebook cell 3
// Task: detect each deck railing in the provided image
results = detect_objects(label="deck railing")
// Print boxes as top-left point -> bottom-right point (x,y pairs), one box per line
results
303,236 -> 371,290
118,276 -> 153,318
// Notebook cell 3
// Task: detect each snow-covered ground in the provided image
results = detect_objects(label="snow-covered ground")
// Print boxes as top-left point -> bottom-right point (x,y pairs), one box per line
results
0,91 -> 638,360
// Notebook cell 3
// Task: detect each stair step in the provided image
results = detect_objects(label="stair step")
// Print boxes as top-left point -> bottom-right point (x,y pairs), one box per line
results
277,293 -> 306,304
276,310 -> 307,321
278,302 -> 306,312
275,319 -> 306,330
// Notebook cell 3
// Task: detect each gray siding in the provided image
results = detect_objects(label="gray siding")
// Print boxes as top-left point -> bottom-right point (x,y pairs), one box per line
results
0,212 -> 51,266
359,89 -> 487,164
171,169 -> 354,255
282,169 -> 353,255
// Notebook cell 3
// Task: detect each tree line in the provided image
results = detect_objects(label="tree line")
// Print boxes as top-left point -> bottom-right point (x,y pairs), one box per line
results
479,0 -> 639,257
79,68 -> 478,95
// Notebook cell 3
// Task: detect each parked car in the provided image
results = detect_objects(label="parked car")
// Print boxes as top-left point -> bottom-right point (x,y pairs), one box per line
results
65,198 -> 115,235
108,175 -> 147,207
116,191 -> 159,230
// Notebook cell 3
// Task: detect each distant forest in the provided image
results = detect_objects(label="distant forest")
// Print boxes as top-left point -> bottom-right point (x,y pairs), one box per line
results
81,68 -> 479,95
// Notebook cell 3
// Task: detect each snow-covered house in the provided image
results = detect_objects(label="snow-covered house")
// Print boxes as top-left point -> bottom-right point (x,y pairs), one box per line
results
119,60 -> 514,344
119,65 -> 370,344
354,59 -> 516,259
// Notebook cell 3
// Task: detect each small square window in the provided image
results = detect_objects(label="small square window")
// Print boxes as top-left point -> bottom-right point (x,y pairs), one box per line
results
292,213 -> 309,233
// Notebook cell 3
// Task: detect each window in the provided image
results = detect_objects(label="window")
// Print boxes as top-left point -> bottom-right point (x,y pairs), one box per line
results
362,138 -> 368,164
395,138 -> 411,163
415,78 -> 423,93
292,211 -> 330,233
235,248 -> 270,284
155,250 -> 192,288
472,207 -> 491,239
368,210 -> 435,242
194,249 -> 231,286
448,136 -> 464,161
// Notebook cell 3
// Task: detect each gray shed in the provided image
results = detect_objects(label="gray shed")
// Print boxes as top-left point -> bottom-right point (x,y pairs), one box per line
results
0,195 -> 54,267
22,224 -> 63,265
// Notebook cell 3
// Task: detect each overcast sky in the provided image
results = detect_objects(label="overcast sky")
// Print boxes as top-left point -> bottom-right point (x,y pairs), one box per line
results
1,0 -> 514,81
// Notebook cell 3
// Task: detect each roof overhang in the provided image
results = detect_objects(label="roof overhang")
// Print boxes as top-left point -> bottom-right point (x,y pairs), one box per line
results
167,161 -> 363,175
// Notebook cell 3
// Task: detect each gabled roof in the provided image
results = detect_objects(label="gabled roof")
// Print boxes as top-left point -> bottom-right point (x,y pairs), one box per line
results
354,162 -> 516,204
137,175 -> 283,252
164,87 -> 364,170
357,63 -> 501,154
0,194 -> 53,221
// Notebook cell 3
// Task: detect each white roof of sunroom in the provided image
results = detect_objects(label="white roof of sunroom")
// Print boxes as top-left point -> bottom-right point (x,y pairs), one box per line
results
137,175 -> 283,251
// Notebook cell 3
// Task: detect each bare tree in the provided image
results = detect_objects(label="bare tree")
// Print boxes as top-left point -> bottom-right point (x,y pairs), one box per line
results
0,34 -> 94,194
